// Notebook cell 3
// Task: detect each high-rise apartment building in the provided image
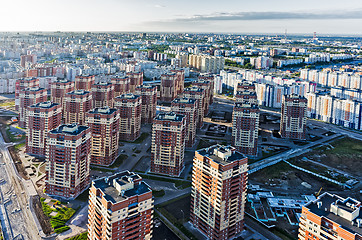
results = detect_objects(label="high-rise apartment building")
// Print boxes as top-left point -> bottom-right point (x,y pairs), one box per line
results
26,101 -> 62,157
170,69 -> 185,95
75,75 -> 95,91
63,90 -> 93,125
171,98 -> 197,147
151,112 -> 186,177
50,79 -> 75,106
280,94 -> 307,140
18,87 -> 47,128
235,90 -> 258,104
183,87 -> 206,128
193,78 -> 214,115
46,124 -> 91,199
135,84 -> 157,124
15,77 -> 39,110
126,72 -> 143,93
20,54 -> 37,68
111,76 -> 130,97
190,145 -> 248,240
198,74 -> 215,104
86,107 -> 120,166
114,93 -> 142,142
232,102 -> 259,156
298,192 -> 362,240
87,171 -> 153,240
91,82 -> 114,108
188,54 -> 225,73
160,73 -> 178,102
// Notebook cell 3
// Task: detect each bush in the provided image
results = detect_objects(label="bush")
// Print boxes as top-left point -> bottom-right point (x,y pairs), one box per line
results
54,226 -> 70,234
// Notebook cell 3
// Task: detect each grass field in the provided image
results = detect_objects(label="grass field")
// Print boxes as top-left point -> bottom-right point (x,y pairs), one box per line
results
66,232 -> 87,240
40,198 -> 76,234
328,137 -> 362,155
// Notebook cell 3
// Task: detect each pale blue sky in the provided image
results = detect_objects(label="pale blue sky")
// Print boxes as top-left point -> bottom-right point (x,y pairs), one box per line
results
0,0 -> 362,34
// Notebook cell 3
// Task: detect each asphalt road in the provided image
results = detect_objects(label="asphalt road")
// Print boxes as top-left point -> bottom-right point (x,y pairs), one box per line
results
0,133 -> 39,240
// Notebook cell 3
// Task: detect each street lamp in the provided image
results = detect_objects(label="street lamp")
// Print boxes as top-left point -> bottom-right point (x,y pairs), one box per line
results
181,210 -> 185,223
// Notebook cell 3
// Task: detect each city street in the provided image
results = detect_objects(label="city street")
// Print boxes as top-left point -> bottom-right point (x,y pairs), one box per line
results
0,133 -> 40,240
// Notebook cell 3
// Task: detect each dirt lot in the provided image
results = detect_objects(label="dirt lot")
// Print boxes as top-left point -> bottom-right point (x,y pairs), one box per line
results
250,161 -> 342,194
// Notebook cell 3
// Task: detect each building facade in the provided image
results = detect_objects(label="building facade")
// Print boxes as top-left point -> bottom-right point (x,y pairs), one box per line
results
160,73 -> 178,102
114,93 -> 142,142
46,124 -> 91,199
151,112 -> 186,177
232,102 -> 260,156
86,107 -> 120,166
75,75 -> 95,91
111,76 -> 130,97
91,82 -> 115,108
26,101 -> 62,157
135,84 -> 157,124
190,145 -> 248,240
87,171 -> 153,240
183,87 -> 206,128
171,98 -> 197,147
63,90 -> 93,125
126,72 -> 143,93
18,87 -> 47,128
50,79 -> 75,106
280,94 -> 308,140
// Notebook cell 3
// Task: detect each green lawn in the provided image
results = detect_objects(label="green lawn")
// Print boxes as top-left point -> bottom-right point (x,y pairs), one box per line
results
66,232 -> 87,240
0,101 -> 15,108
6,128 -> 25,143
109,154 -> 128,168
328,137 -> 362,155
40,198 -> 76,234
152,189 -> 165,198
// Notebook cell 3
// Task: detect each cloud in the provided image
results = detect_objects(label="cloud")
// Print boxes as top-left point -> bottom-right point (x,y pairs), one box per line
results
157,9 -> 362,22
154,4 -> 166,8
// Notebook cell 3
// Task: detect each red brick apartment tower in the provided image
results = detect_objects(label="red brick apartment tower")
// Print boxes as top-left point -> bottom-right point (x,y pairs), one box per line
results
111,76 -> 130,97
135,84 -> 157,124
170,69 -> 185,95
114,93 -> 142,142
63,90 -> 93,125
50,79 -> 74,106
87,171 -> 153,240
75,75 -> 95,91
86,107 -> 120,166
193,78 -> 214,115
160,73 -> 178,102
26,102 -> 62,157
151,112 -> 186,177
91,82 -> 114,108
46,124 -> 91,199
280,94 -> 307,140
126,72 -> 143,93
171,98 -> 197,147
235,82 -> 257,104
235,90 -> 258,104
18,87 -> 47,128
15,78 -> 39,110
182,87 -> 206,128
298,192 -> 362,240
232,102 -> 259,156
20,54 -> 37,68
197,74 -> 215,105
190,145 -> 248,240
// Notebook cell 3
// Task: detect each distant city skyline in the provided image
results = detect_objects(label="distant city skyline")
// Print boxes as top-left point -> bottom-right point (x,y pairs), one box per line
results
1,0 -> 362,34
